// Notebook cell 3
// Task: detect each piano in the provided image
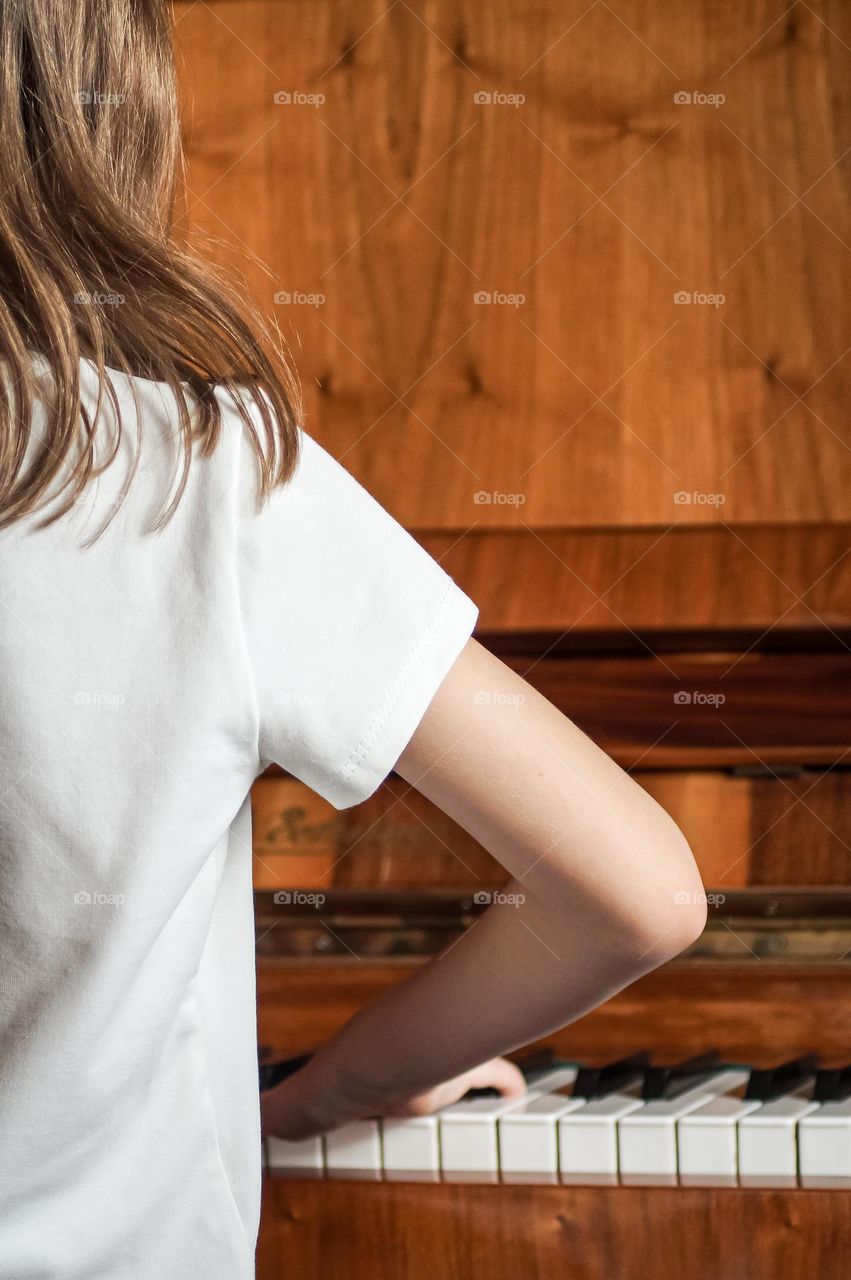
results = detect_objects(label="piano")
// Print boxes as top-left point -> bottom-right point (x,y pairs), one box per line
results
262,1052 -> 851,1188
253,530 -> 851,1280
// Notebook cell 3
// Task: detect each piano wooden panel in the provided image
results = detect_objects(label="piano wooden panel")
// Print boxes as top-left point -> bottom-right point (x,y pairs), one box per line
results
257,959 -> 851,1066
172,4 -> 851,531
257,1180 -> 851,1280
419,526 -> 851,634
253,765 -> 851,890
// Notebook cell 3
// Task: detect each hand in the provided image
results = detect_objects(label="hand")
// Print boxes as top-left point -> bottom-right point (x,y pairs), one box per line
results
260,1055 -> 526,1142
382,1057 -> 526,1118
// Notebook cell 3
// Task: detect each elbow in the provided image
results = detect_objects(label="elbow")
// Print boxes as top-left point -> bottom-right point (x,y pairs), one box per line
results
617,825 -> 708,970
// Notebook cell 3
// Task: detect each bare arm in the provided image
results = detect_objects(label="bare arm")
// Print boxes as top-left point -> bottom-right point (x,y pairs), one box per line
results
262,639 -> 706,1138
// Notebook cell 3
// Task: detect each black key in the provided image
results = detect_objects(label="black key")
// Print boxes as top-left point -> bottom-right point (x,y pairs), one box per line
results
259,1052 -> 312,1092
744,1055 -> 818,1102
641,1053 -> 721,1101
573,1053 -> 650,1099
813,1064 -> 851,1103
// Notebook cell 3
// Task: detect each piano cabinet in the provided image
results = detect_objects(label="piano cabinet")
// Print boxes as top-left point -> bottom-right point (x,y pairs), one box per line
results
257,1180 -> 851,1280
254,619 -> 850,1278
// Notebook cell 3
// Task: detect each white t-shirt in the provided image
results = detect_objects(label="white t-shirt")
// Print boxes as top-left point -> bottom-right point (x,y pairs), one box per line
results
0,359 -> 478,1278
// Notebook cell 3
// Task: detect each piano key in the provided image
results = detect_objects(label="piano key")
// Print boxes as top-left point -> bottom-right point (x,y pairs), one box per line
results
497,1066 -> 582,1182
618,1069 -> 750,1185
558,1088 -> 645,1185
677,1076 -> 762,1186
265,1134 -> 325,1179
381,1114 -> 441,1183
798,1096 -> 851,1188
440,1067 -> 577,1183
738,1086 -> 819,1188
324,1119 -> 383,1180
745,1056 -> 817,1102
640,1053 -> 721,1102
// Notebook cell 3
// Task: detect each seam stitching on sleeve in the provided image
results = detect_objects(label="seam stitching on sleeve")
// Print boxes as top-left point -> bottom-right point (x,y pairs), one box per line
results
336,580 -> 461,789
226,412 -> 263,776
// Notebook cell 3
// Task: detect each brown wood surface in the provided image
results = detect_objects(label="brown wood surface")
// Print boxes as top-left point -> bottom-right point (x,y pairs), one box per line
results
419,525 -> 851,633
172,3 -> 851,531
257,960 -> 851,1064
257,1179 -> 851,1280
253,766 -> 851,891
500,651 -> 850,768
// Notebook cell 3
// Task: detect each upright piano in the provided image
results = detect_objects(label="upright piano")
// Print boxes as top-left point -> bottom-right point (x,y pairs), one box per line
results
253,526 -> 851,1280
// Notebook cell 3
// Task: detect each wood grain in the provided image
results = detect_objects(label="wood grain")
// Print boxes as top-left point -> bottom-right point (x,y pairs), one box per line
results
257,1180 -> 851,1280
172,2 -> 851,530
252,766 -> 851,890
419,525 -> 851,634
256,960 -> 851,1064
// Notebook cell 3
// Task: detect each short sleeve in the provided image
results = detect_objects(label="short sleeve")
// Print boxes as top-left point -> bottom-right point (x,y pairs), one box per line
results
234,427 -> 479,809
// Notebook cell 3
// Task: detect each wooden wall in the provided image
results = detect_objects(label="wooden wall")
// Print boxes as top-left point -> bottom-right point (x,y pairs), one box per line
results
172,0 -> 851,535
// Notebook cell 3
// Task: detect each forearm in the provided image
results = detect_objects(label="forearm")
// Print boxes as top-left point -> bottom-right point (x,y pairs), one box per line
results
264,642 -> 706,1139
301,881 -> 664,1118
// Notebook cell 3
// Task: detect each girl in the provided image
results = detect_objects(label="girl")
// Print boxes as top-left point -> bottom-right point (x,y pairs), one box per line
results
0,3 -> 706,1277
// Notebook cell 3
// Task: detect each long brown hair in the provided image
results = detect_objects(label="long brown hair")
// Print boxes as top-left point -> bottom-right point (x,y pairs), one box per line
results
0,0 -> 301,531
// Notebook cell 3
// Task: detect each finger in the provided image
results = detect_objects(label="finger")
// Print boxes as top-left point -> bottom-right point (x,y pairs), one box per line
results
463,1057 -> 527,1097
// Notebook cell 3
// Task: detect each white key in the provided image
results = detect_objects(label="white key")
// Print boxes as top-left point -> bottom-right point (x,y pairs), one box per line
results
324,1120 -> 383,1180
439,1066 -> 578,1183
677,1080 -> 762,1186
381,1114 -> 441,1182
265,1134 -> 324,1178
798,1097 -> 851,1188
619,1069 -> 749,1185
559,1089 -> 645,1184
738,1091 -> 818,1187
498,1068 -> 582,1182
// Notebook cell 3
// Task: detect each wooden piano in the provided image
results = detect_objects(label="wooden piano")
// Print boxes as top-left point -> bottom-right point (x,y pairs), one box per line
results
169,4 -> 851,1272
252,524 -> 851,1280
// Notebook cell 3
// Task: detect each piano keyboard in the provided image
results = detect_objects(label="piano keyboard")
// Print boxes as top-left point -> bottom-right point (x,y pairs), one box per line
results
263,1054 -> 851,1188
